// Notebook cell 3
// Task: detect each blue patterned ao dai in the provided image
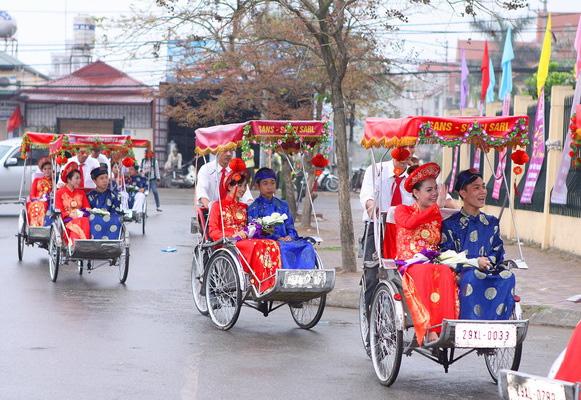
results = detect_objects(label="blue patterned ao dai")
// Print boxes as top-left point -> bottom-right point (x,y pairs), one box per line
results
441,210 -> 515,320
87,189 -> 123,240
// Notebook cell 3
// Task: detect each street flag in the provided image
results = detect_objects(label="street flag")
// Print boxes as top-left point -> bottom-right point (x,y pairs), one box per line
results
521,16 -> 552,204
480,41 -> 490,103
498,27 -> 514,101
6,105 -> 22,135
552,16 -> 581,204
575,17 -> 581,78
460,49 -> 469,110
537,14 -> 552,97
486,58 -> 496,103
520,88 -> 546,204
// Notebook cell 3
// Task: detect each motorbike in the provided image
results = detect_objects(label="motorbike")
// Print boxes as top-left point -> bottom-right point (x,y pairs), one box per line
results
317,168 -> 339,192
163,163 -> 196,188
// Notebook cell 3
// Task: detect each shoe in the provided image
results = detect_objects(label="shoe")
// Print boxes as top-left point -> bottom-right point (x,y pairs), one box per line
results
156,208 -> 163,212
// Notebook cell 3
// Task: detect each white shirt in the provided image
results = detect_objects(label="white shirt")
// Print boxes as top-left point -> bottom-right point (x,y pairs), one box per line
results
196,160 -> 253,205
90,154 -> 111,175
359,160 -> 414,222
58,156 -> 100,189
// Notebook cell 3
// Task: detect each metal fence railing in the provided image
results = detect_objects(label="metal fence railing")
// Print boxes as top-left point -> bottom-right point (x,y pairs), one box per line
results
550,95 -> 581,218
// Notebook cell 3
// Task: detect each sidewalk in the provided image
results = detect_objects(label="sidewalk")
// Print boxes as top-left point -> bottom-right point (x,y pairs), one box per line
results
297,192 -> 581,328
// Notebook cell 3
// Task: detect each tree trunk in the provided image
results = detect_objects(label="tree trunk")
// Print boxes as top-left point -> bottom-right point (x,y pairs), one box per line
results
330,80 -> 356,272
348,102 -> 355,143
301,94 -> 324,228
281,157 -> 297,217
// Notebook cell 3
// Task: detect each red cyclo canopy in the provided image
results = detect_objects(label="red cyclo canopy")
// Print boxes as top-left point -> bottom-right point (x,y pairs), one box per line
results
362,115 -> 530,149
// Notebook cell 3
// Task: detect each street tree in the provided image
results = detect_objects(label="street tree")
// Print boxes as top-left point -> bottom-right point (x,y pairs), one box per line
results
114,0 -> 526,272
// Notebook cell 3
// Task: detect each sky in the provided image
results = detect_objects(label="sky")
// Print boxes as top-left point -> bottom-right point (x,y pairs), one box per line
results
1,0 -> 580,85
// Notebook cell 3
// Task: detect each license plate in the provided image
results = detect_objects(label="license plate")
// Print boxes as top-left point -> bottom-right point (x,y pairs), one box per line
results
282,270 -> 326,289
506,373 -> 568,400
455,323 -> 517,348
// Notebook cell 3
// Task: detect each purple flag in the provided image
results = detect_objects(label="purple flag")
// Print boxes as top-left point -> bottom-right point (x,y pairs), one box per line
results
460,49 -> 469,110
491,97 -> 512,199
520,90 -> 546,204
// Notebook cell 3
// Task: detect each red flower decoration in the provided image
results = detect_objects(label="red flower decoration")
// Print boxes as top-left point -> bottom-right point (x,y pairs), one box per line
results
122,157 -> 135,168
229,157 -> 246,173
570,151 -> 575,158
390,147 -> 411,162
511,149 -> 530,165
311,153 -> 329,168
56,155 -> 68,165
513,166 -> 523,175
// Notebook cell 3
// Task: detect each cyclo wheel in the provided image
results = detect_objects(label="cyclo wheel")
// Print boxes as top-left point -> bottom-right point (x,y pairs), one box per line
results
118,227 -> 130,284
17,209 -> 26,261
191,244 -> 209,316
369,282 -> 403,387
48,226 -> 61,282
289,294 -> 326,329
484,304 -> 523,383
359,279 -> 371,358
204,251 -> 242,330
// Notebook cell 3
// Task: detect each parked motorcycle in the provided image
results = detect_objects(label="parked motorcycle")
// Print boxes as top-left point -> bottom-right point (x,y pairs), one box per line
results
317,168 -> 339,192
162,163 -> 196,188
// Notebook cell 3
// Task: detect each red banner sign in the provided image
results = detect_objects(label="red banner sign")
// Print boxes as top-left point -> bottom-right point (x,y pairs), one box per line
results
250,120 -> 324,138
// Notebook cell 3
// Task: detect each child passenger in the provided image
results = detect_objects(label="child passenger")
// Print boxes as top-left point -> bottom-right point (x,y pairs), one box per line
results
248,167 -> 316,270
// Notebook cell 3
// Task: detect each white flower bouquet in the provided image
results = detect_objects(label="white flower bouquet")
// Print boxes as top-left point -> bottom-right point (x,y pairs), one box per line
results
255,212 -> 288,236
88,208 -> 110,216
437,250 -> 478,267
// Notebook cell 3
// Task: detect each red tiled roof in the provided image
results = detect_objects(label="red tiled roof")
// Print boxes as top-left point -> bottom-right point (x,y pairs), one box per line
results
22,60 -> 154,104
22,92 -> 152,104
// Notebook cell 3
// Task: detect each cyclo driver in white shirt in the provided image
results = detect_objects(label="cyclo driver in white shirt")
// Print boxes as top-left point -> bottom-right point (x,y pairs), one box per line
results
359,147 -> 416,338
196,150 -> 253,208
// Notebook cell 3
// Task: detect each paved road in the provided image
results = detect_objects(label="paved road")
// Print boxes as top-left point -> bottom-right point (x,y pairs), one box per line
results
0,191 -> 574,400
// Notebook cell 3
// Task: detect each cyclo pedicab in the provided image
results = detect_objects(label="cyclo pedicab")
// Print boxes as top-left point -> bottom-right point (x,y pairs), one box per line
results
46,133 -> 144,283
359,115 -> 531,386
117,137 -> 152,235
16,132 -> 60,261
190,120 -> 335,330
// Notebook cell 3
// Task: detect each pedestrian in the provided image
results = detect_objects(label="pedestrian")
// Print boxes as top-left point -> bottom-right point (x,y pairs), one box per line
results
141,150 -> 162,212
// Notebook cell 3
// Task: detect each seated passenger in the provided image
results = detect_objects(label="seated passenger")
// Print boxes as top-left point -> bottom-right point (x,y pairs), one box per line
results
55,162 -> 91,245
208,159 -> 282,293
248,167 -> 316,270
27,157 -> 53,227
87,166 -> 123,240
126,164 -> 147,217
395,163 -> 458,345
440,169 -> 516,320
